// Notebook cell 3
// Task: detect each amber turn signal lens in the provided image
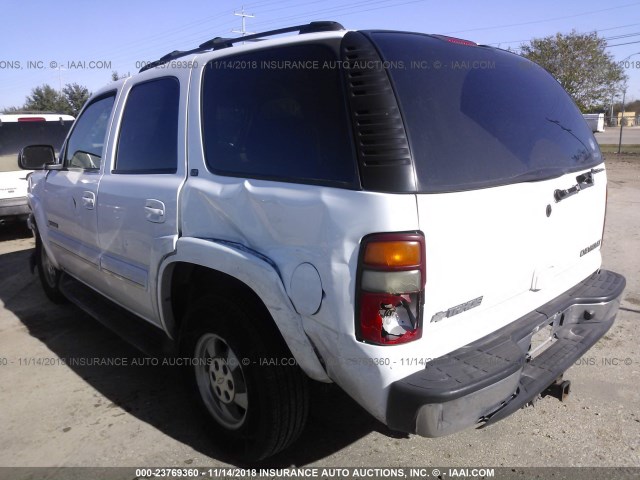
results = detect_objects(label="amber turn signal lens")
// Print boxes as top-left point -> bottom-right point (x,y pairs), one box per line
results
363,241 -> 421,268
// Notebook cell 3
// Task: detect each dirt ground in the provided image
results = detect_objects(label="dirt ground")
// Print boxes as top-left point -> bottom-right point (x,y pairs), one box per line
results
0,155 -> 638,469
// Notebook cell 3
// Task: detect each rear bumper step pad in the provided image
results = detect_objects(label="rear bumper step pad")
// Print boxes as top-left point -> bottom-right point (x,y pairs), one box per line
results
386,269 -> 626,437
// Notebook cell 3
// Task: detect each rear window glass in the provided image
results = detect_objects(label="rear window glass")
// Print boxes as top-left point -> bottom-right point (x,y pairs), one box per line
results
369,32 -> 602,192
201,44 -> 357,188
0,120 -> 72,172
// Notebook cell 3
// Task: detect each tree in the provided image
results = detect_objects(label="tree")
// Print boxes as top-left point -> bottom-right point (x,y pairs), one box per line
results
1,105 -> 24,113
23,85 -> 68,113
21,83 -> 91,116
62,83 -> 90,116
624,99 -> 640,115
111,71 -> 130,81
520,31 -> 627,111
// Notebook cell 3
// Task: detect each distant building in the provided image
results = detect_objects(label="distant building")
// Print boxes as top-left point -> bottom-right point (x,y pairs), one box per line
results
616,111 -> 637,127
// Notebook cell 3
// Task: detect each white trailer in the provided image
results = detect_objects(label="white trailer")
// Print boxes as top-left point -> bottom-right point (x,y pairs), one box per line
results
583,113 -> 605,132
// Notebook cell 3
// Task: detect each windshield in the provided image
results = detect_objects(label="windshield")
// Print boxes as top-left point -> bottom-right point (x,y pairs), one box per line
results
0,120 -> 73,172
368,32 -> 602,192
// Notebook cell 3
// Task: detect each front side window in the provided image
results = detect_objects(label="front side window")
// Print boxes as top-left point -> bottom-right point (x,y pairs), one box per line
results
202,44 -> 357,188
65,94 -> 115,169
115,77 -> 180,174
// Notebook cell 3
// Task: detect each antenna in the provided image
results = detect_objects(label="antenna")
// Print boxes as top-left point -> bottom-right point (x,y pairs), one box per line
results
232,6 -> 255,36
53,66 -> 67,93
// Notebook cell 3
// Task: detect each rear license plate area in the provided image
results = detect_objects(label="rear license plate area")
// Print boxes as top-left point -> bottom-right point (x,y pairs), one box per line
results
527,323 -> 557,360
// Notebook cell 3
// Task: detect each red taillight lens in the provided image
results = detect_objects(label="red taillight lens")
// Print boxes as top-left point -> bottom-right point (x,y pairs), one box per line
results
356,233 -> 425,345
359,292 -> 422,345
18,117 -> 45,122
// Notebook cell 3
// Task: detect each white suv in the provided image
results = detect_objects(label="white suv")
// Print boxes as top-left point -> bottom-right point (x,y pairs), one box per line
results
0,113 -> 73,223
19,22 -> 625,460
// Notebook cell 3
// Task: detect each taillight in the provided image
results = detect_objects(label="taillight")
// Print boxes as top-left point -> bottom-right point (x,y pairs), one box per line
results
18,117 -> 45,122
356,232 -> 425,345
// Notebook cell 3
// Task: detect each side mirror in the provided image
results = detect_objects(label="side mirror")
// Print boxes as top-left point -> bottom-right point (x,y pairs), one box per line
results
18,145 -> 56,170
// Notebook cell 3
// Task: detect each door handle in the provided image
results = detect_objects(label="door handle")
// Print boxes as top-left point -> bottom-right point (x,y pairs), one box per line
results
144,199 -> 166,223
144,207 -> 163,216
81,191 -> 95,210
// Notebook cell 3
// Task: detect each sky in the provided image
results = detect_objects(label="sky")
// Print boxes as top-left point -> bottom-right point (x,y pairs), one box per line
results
2,0 -> 640,111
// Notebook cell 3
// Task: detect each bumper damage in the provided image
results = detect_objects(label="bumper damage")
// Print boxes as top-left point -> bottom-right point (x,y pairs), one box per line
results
386,269 -> 626,437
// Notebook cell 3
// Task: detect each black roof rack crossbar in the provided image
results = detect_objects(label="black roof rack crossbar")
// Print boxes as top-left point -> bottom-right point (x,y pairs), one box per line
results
140,21 -> 344,72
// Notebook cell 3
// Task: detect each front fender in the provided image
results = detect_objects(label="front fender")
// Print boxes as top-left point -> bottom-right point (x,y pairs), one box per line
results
27,191 -> 60,270
158,236 -> 330,382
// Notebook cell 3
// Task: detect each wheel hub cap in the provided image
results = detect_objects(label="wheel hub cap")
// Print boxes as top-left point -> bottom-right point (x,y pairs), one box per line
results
210,358 -> 235,404
194,333 -> 248,430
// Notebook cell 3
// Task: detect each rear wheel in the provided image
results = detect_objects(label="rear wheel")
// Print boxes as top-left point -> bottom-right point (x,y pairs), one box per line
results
36,237 -> 66,304
182,294 -> 309,461
194,332 -> 249,430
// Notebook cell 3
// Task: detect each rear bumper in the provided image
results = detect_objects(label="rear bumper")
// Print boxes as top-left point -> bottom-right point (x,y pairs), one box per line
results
0,197 -> 29,219
386,269 -> 626,437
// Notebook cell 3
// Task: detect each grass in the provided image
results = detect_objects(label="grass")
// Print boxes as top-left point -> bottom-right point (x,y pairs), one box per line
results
599,144 -> 640,154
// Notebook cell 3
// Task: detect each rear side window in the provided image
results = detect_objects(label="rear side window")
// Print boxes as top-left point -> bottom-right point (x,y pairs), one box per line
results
115,77 -> 179,174
0,119 -> 73,172
65,94 -> 115,169
201,44 -> 357,188
369,32 -> 603,192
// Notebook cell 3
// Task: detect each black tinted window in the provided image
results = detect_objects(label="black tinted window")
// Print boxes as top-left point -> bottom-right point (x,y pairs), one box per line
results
202,45 -> 357,187
0,120 -> 73,172
65,95 -> 115,169
370,32 -> 602,192
116,77 -> 179,173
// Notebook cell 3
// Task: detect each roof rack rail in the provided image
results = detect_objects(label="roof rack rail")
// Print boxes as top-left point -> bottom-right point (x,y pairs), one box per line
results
140,21 -> 344,72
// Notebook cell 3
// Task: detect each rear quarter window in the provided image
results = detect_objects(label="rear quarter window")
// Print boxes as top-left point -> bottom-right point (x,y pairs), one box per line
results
201,44 -> 358,188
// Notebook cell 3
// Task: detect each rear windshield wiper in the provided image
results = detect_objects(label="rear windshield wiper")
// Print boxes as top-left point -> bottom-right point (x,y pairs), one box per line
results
508,167 -> 569,183
554,167 -> 604,202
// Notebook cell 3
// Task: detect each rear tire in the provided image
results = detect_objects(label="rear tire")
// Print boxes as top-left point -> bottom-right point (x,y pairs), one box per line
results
36,236 -> 66,304
181,293 -> 309,461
